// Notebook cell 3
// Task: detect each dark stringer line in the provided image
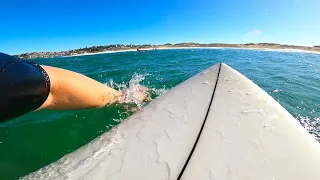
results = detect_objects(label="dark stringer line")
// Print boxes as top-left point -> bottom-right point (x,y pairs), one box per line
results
177,63 -> 222,179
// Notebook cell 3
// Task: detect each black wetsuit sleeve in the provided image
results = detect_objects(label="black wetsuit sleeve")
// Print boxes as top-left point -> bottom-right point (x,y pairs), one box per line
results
0,53 -> 50,123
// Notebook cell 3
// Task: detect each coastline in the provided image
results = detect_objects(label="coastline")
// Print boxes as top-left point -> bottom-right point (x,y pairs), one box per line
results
63,46 -> 320,58
15,43 -> 320,59
65,49 -> 137,57
161,46 -> 320,54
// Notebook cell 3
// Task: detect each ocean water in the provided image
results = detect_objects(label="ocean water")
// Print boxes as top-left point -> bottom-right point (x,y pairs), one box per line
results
1,48 -> 320,179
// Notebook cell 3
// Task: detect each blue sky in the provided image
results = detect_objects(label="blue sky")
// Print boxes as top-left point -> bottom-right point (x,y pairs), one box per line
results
1,0 -> 319,54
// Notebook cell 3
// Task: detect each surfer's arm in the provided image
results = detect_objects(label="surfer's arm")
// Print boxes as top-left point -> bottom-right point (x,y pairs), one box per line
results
0,52 -> 146,123
38,65 -> 122,110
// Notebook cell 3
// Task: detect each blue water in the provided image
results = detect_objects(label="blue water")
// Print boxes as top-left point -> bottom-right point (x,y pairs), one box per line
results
0,48 -> 320,179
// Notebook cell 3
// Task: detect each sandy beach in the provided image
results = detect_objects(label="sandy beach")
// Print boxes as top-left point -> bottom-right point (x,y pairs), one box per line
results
66,49 -> 137,57
64,46 -> 320,58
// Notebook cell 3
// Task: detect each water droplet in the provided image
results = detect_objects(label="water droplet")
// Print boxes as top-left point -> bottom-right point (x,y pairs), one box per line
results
273,89 -> 280,93
242,109 -> 265,114
201,71 -> 209,75
263,123 -> 271,128
203,81 -> 209,84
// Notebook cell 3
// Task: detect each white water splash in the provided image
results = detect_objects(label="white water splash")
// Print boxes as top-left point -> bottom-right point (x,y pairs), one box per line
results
296,114 -> 320,140
105,73 -> 167,107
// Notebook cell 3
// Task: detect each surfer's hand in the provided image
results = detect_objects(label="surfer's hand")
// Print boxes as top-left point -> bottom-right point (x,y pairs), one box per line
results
118,85 -> 151,104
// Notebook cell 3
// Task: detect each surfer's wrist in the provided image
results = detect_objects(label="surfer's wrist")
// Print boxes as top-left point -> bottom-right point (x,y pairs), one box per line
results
102,90 -> 123,106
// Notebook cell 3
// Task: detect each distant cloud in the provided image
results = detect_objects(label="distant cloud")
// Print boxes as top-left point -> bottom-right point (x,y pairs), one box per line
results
244,30 -> 262,39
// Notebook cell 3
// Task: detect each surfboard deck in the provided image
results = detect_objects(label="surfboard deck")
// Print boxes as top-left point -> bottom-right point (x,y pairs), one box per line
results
23,63 -> 320,180
181,63 -> 320,180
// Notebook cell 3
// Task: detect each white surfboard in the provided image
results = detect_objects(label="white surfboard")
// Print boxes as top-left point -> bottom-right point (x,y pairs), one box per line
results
23,63 -> 320,180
